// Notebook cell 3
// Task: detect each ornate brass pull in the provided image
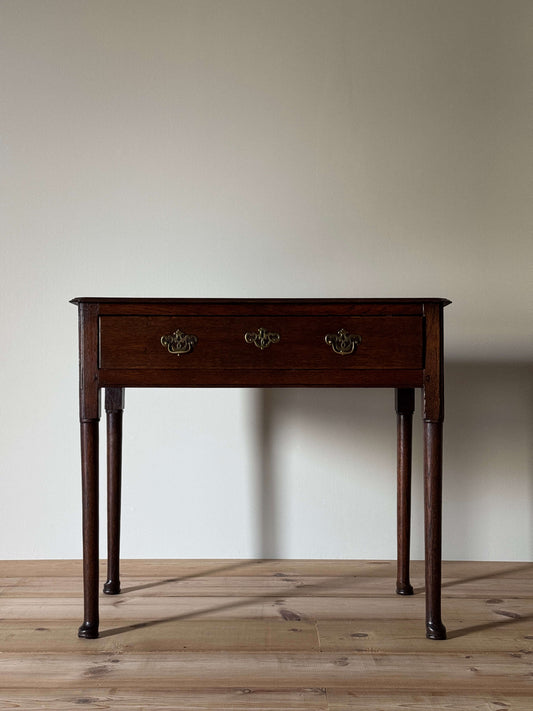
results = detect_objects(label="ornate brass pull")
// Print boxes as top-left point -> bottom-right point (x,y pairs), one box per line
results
161,328 -> 198,355
244,327 -> 280,350
325,328 -> 362,355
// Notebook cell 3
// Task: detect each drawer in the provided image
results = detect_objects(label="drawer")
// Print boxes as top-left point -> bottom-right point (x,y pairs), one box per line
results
99,315 -> 423,370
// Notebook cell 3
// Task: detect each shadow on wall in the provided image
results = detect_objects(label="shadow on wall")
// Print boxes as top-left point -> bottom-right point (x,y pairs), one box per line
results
254,362 -> 533,561
441,362 -> 533,561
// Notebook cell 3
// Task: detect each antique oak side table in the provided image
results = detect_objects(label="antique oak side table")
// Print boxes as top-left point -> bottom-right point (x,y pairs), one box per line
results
71,297 -> 450,640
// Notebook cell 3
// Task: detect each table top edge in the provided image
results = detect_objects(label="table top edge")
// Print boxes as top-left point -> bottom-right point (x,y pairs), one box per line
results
70,297 -> 452,306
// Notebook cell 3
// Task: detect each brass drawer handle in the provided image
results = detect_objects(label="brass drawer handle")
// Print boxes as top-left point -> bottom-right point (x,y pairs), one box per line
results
244,327 -> 280,350
161,329 -> 198,355
325,328 -> 362,355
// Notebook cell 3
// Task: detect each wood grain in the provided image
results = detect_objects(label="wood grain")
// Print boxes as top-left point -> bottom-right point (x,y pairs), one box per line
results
99,315 -> 423,371
0,559 -> 531,709
327,692 -> 533,710
4,573 -> 531,598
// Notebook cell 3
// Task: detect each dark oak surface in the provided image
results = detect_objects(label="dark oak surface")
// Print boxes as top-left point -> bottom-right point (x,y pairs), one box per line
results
71,297 -> 450,318
73,297 -> 450,642
97,368 -> 424,389
99,315 -> 423,371
71,297 -> 450,303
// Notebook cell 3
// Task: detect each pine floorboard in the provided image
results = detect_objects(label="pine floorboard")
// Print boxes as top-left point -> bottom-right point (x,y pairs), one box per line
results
0,559 -> 531,709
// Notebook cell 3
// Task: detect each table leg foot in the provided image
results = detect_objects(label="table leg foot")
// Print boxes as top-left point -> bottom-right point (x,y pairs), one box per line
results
78,621 -> 99,639
426,620 -> 447,640
396,582 -> 414,595
103,579 -> 121,595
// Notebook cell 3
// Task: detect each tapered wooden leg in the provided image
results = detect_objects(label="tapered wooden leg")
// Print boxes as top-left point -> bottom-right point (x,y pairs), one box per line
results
395,388 -> 414,596
103,388 -> 125,595
78,419 -> 100,639
424,420 -> 447,640
422,301 -> 447,640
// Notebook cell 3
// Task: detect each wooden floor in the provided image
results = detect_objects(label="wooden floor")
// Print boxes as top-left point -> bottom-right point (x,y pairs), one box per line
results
0,560 -> 531,709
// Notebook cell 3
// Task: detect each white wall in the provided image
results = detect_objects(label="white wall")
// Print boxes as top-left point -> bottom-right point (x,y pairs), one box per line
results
1,0 -> 531,561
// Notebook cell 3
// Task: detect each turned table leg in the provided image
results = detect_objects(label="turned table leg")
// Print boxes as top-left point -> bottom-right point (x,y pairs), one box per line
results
77,302 -> 101,639
103,388 -> 125,595
78,418 -> 100,639
395,388 -> 414,596
422,301 -> 447,640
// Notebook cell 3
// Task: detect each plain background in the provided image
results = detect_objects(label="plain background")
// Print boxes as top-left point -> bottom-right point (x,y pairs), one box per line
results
1,0 -> 531,561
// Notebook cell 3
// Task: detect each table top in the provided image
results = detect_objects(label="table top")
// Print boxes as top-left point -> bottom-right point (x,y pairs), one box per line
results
71,297 -> 451,305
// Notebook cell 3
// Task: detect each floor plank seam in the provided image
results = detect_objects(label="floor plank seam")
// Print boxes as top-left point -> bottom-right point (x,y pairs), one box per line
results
1,560 -> 532,707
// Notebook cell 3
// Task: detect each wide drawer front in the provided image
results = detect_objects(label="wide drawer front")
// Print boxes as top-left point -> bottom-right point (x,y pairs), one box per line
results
99,316 -> 423,370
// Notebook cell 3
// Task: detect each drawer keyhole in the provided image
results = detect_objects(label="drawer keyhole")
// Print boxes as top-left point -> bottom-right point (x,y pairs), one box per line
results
244,327 -> 280,350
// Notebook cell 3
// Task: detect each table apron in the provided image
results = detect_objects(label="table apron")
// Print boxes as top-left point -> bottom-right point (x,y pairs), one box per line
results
97,368 -> 424,388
